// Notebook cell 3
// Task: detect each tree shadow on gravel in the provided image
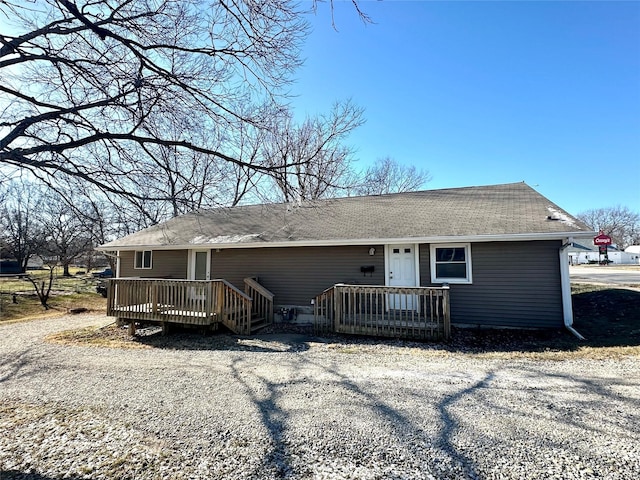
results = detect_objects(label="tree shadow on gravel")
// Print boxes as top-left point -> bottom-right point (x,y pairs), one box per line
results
315,356 -> 486,479
105,324 -> 313,353
229,347 -> 485,479
0,471 -> 82,480
226,355 -> 308,478
436,371 -> 496,477
0,348 -> 36,383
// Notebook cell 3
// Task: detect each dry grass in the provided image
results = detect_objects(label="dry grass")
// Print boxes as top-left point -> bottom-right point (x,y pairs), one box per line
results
19,283 -> 640,361
0,268 -> 106,323
46,324 -> 150,349
0,292 -> 106,323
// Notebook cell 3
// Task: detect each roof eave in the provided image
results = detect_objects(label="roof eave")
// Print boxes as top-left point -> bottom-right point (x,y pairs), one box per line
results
97,230 -> 597,252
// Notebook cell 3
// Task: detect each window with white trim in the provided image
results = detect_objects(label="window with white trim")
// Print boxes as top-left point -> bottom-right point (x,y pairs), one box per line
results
430,243 -> 472,284
134,250 -> 152,269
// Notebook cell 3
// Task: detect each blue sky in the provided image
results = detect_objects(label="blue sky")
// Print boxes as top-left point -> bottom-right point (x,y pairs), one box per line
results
291,1 -> 640,215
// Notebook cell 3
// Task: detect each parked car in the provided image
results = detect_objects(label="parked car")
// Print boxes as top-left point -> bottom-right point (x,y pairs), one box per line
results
92,268 -> 113,278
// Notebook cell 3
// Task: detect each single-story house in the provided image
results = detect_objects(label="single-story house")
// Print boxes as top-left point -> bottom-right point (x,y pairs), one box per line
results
98,182 -> 595,340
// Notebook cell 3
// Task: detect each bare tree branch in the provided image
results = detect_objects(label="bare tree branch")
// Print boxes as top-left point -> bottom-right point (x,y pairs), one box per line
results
1,0 -> 310,200
577,206 -> 640,249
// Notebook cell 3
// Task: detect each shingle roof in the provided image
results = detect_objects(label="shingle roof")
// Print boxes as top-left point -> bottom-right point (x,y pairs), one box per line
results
99,182 -> 594,250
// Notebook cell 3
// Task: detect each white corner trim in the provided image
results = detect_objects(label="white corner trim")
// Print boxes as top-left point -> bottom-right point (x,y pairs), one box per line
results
413,243 -> 420,286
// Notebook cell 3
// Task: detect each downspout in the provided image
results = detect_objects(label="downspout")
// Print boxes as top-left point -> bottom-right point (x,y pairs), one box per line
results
559,239 -> 585,340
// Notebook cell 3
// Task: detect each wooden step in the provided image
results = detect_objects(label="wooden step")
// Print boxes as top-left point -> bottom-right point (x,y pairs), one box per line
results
250,316 -> 270,334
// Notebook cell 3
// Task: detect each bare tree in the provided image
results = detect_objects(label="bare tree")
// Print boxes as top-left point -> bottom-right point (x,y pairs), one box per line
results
262,100 -> 365,202
0,179 -> 46,272
354,157 -> 431,196
26,263 -> 55,310
0,0 -> 308,201
577,206 -> 640,249
41,194 -> 93,276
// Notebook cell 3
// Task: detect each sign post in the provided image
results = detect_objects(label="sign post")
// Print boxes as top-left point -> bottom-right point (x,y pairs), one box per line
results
593,231 -> 612,265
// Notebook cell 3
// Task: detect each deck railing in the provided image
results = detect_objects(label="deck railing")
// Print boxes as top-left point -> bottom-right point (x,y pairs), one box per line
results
217,279 -> 252,335
244,277 -> 275,325
314,284 -> 450,340
107,278 -> 252,334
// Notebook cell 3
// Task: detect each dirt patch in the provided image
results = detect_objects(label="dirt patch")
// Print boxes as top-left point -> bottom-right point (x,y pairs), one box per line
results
46,324 -> 150,349
43,285 -> 640,360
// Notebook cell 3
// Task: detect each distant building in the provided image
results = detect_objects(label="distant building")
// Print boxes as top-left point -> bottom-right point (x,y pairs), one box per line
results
569,244 -> 640,265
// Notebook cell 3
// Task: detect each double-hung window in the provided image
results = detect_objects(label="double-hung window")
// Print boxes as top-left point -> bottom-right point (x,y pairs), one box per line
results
430,243 -> 472,284
134,250 -> 152,269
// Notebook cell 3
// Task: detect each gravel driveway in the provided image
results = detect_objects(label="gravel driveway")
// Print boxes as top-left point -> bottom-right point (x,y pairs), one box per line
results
1,314 -> 639,480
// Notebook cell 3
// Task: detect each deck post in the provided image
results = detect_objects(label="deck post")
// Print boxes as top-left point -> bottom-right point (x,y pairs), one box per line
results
334,286 -> 341,332
128,320 -> 136,336
442,287 -> 451,340
216,282 -> 224,320
151,283 -> 158,314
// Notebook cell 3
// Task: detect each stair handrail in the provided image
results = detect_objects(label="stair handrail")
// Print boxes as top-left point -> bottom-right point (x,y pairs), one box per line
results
215,279 -> 252,335
243,277 -> 275,324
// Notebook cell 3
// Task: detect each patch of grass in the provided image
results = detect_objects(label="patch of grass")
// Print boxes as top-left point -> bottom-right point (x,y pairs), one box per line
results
36,284 -> 640,361
46,325 -> 150,349
572,285 -> 640,348
0,268 -> 106,322
0,291 -> 106,323
0,267 -> 99,294
444,284 -> 640,359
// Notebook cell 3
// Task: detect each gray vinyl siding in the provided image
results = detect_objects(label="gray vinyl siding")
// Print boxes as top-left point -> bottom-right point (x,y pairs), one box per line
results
212,245 -> 385,305
117,241 -> 563,328
119,250 -> 187,279
420,241 -> 563,328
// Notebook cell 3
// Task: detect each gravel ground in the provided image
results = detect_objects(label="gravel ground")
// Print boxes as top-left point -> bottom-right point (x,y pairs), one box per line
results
1,314 -> 639,480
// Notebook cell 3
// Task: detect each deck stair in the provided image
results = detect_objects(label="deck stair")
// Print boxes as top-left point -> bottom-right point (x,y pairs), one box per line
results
250,314 -> 270,334
244,277 -> 275,334
106,277 -> 276,336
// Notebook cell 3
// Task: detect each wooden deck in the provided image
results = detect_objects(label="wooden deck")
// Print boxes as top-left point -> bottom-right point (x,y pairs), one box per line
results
314,284 -> 451,341
106,278 -> 274,335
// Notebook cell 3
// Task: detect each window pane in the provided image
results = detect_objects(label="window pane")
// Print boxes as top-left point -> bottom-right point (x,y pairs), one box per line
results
436,247 -> 465,262
436,263 -> 467,278
135,251 -> 143,268
143,251 -> 152,268
451,248 -> 466,262
194,252 -> 207,280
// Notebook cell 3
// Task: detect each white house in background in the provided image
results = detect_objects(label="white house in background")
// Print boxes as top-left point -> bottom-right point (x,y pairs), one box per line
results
608,249 -> 640,264
569,244 -> 640,265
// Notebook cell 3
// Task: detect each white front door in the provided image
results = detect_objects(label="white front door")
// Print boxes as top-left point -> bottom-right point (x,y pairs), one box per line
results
193,250 -> 210,280
189,250 -> 211,301
387,244 -> 418,310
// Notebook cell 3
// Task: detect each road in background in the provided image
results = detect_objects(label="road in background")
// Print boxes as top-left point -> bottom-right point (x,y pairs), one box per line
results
570,266 -> 640,286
